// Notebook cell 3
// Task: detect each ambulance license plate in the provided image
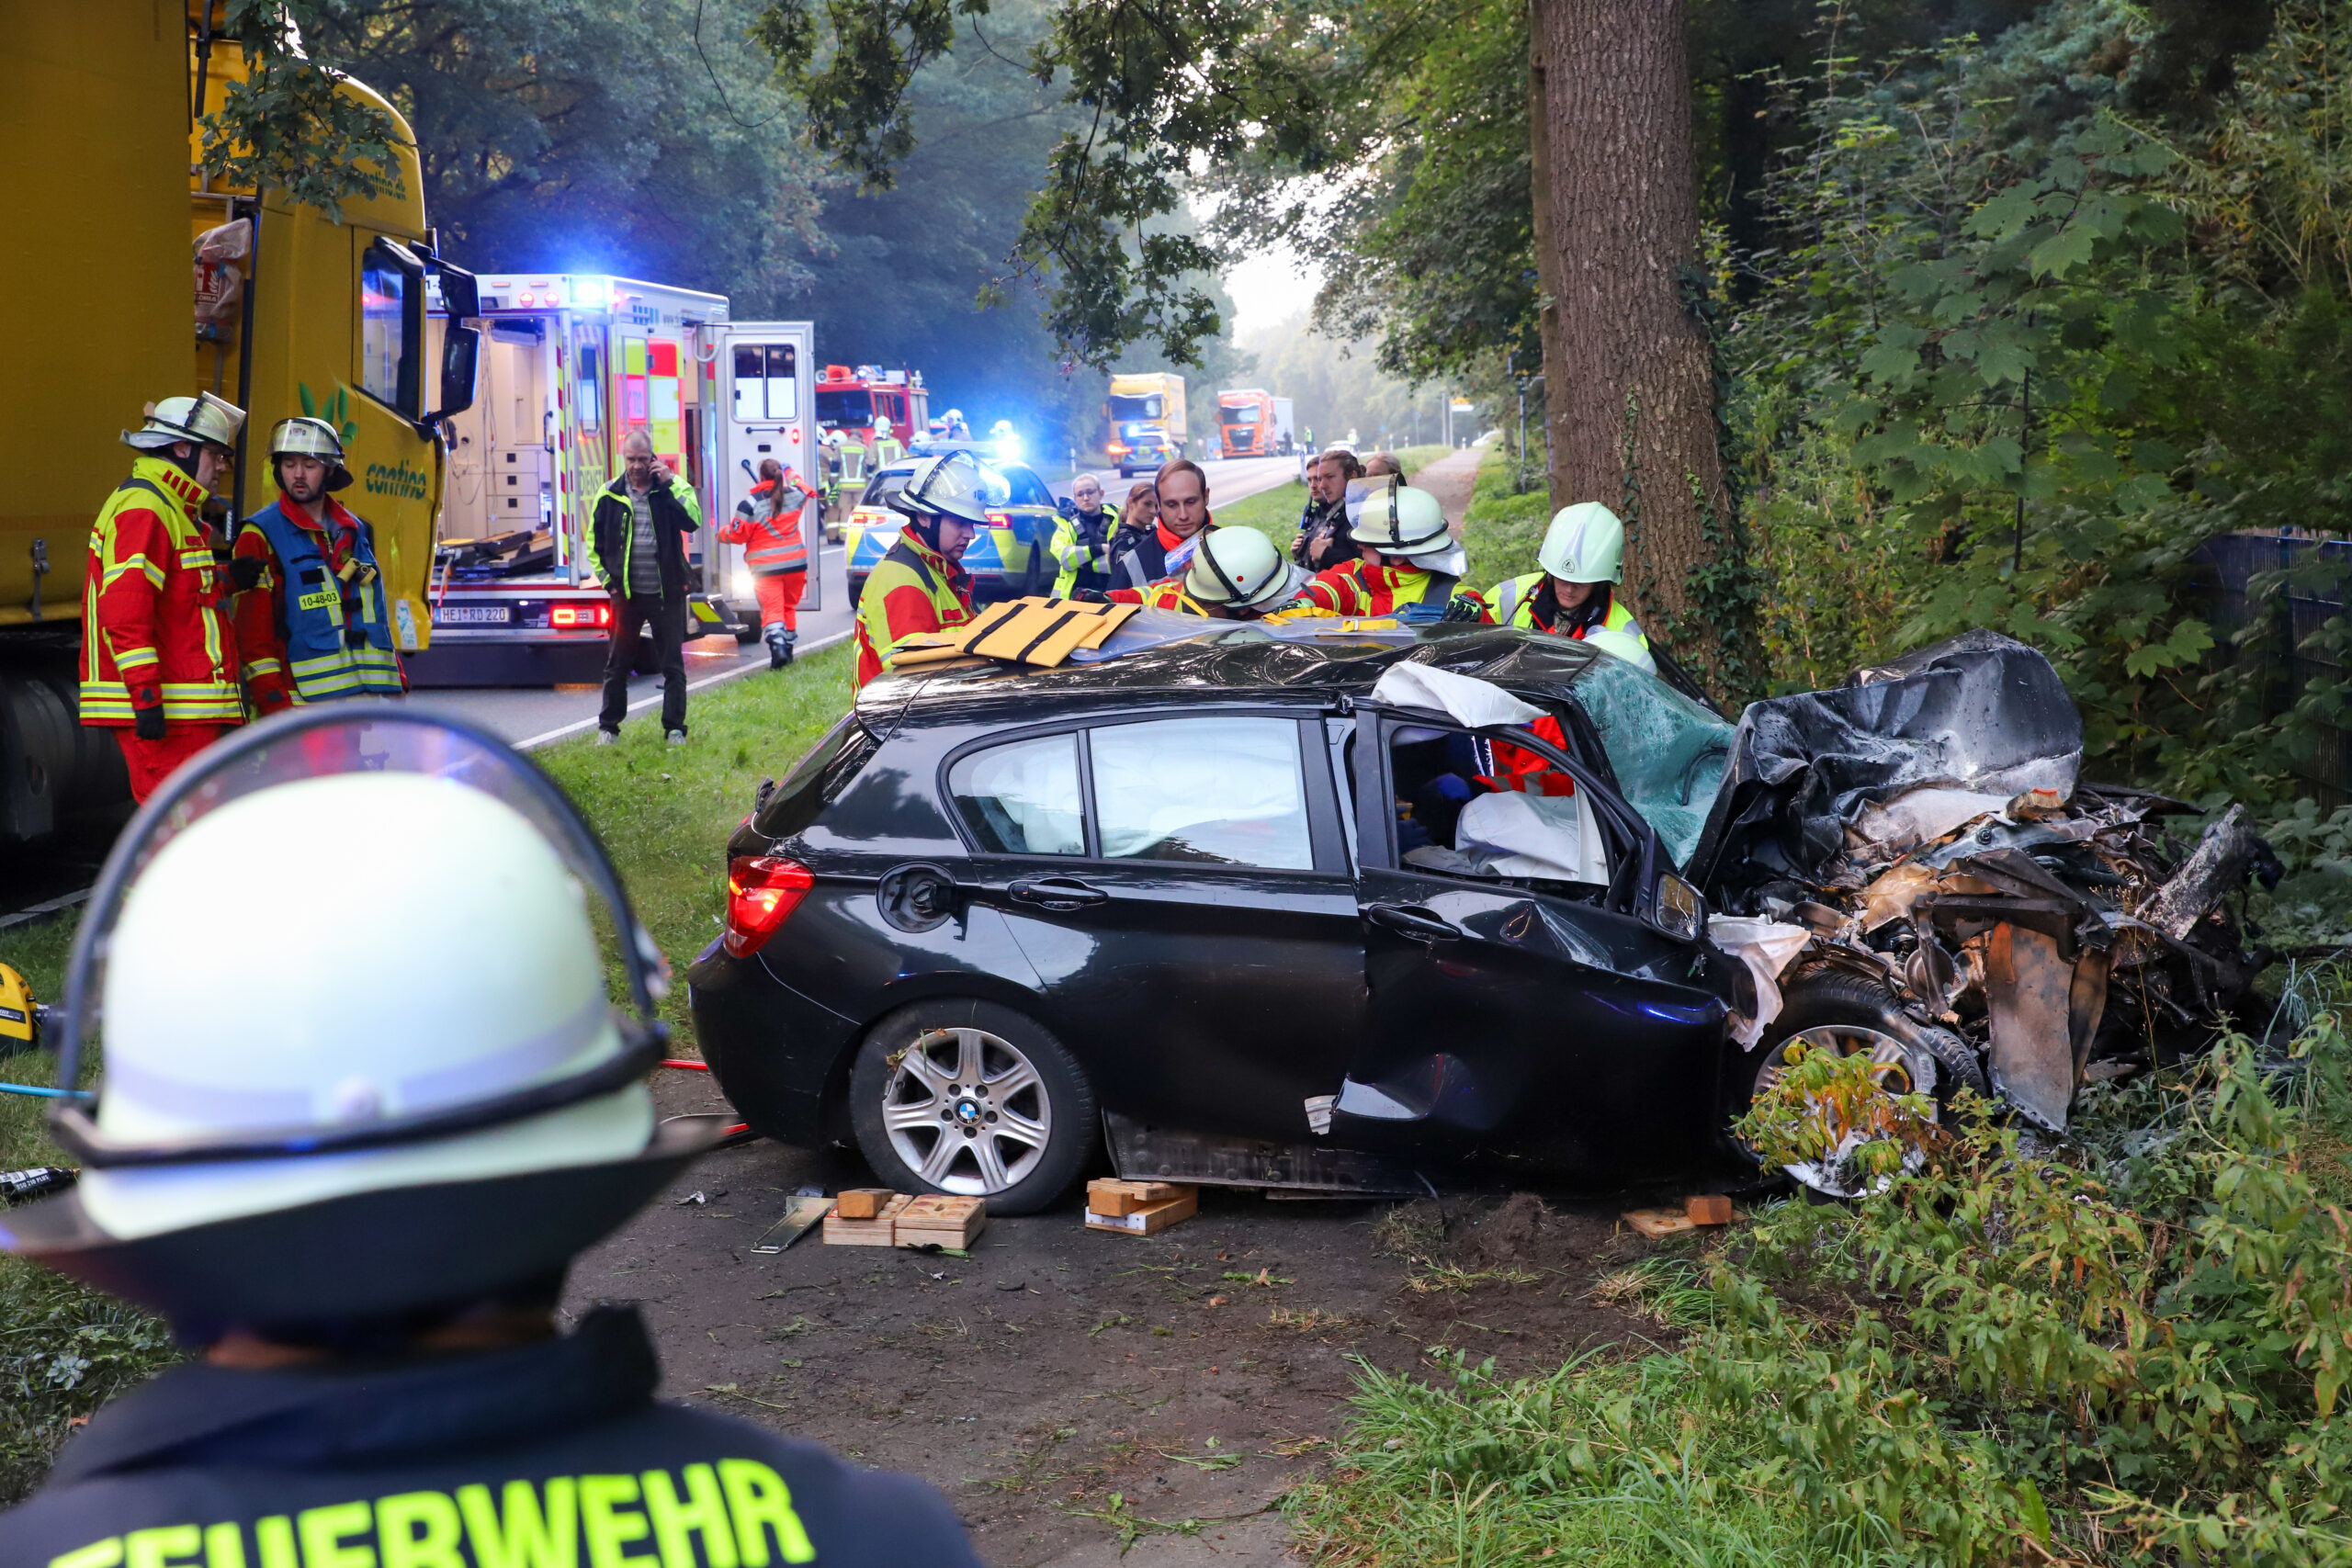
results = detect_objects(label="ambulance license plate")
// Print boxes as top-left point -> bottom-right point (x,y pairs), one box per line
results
435,605 -> 511,625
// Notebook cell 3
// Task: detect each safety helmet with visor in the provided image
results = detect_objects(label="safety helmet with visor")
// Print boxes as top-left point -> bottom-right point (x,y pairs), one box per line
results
1,706 -> 725,1336
1349,483 -> 1467,576
268,415 -> 355,492
1184,526 -> 1301,613
888,450 -> 1004,548
1538,502 -> 1627,585
123,392 -> 244,455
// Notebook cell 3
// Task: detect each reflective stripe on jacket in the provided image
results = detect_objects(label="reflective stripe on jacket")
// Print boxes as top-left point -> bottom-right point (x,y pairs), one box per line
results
1296,558 -> 1451,618
588,469 -> 704,595
854,534 -> 973,688
1050,509 -> 1114,597
78,457 -> 242,727
240,501 -> 403,703
720,481 -> 810,574
1105,579 -> 1201,613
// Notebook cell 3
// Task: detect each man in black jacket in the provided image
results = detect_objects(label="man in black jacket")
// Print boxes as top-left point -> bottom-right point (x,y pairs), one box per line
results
0,706 -> 980,1567
1291,446 -> 1363,570
589,430 -> 704,745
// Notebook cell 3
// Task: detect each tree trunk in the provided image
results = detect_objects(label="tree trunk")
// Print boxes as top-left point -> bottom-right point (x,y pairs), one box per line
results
1529,0 -> 1729,651
1527,4 -> 1561,489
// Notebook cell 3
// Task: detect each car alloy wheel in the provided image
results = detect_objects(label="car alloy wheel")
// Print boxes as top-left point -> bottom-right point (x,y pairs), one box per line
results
879,1025 -> 1053,1196
1748,1021 -> 1938,1200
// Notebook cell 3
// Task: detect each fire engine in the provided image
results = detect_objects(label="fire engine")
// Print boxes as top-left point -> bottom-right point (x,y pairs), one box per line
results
815,364 -> 930,451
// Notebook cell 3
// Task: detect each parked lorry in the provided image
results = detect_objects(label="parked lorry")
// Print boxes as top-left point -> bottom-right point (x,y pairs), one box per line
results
1216,389 -> 1295,459
1106,373 -> 1187,477
3,1 -> 475,841
417,275 -> 817,683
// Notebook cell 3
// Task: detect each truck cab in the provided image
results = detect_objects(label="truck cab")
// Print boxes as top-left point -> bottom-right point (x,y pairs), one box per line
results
1106,373 -> 1188,478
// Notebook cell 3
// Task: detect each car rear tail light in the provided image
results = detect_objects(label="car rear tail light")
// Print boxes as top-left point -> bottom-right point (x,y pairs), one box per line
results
1106,442 -> 1127,455
724,855 -> 815,956
987,510 -> 1012,528
551,602 -> 613,629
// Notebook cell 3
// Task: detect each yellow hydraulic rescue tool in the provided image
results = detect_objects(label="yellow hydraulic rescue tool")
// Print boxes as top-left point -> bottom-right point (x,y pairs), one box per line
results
0,2 -> 476,840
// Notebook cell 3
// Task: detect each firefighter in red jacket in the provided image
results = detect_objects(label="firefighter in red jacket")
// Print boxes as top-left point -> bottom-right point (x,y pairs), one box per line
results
79,394 -> 247,802
853,451 -> 988,689
718,458 -> 813,669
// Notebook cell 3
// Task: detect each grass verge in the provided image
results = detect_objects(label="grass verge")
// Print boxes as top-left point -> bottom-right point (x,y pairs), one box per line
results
1213,481 -> 1307,540
1455,445 -> 1550,589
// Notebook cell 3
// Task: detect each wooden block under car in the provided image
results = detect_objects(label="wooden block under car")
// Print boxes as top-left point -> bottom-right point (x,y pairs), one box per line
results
1623,1208 -> 1698,1238
824,1192 -> 911,1245
1085,1189 -> 1199,1237
1685,1194 -> 1734,1226
833,1188 -> 896,1221
894,1194 -> 987,1249
1087,1179 -> 1189,1218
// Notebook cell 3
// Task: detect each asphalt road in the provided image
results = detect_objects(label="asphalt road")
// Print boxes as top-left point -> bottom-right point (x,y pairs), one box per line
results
414,453 -> 1307,750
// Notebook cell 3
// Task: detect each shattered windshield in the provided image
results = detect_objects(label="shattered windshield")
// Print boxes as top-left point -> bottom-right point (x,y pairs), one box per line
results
1571,655 -> 1734,868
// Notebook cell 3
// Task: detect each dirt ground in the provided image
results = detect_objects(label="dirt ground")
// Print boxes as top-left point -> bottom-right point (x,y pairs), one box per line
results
569,1069 -> 1698,1567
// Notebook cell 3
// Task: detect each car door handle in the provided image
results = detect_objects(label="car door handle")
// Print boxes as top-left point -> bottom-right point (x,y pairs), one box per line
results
1008,876 -> 1110,911
1366,903 -> 1464,942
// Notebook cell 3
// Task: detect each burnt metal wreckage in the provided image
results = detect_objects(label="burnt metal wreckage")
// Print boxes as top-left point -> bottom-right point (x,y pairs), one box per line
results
1698,629 -> 2278,1179
690,616 -> 2278,1210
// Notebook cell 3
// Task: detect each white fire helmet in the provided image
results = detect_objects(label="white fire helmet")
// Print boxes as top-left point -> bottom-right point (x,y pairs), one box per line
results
1185,526 -> 1301,613
1538,502 -> 1627,585
123,392 -> 245,454
2,708 -> 723,1332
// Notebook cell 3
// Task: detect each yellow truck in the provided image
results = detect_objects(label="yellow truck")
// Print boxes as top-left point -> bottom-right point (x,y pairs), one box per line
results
2,3 -> 475,841
1105,372 -> 1187,479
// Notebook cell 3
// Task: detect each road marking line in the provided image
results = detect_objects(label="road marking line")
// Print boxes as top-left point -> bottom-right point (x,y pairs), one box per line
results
513,627 -> 854,751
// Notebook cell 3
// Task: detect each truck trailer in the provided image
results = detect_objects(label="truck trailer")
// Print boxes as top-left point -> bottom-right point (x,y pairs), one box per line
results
3,2 -> 473,841
1215,389 -> 1295,459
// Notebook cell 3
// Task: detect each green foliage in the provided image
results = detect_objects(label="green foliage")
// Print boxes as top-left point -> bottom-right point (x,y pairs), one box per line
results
199,1 -> 405,220
1310,991 -> 2352,1566
1287,1348 -> 1902,1567
0,1266 -> 177,1505
1735,0 -> 2352,797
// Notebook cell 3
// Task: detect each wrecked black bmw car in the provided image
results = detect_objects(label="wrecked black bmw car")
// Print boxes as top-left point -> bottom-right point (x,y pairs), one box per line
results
687,620 -> 2269,1211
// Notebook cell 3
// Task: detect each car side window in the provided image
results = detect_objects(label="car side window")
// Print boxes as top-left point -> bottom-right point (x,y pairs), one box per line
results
1090,716 -> 1313,870
948,735 -> 1085,855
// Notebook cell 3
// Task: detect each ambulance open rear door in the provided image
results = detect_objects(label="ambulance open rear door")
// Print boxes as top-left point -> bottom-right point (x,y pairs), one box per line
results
711,322 -> 820,628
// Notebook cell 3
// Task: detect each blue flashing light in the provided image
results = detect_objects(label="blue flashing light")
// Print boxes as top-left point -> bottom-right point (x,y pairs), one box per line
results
567,276 -> 611,310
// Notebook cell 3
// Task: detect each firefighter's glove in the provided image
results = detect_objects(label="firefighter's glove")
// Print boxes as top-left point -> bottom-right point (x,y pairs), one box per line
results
1439,594 -> 1483,624
132,705 -> 167,741
1070,588 -> 1110,604
228,557 -> 265,592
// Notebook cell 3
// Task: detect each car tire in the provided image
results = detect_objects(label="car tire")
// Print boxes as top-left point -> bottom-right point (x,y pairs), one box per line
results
1736,970 -> 1985,1197
849,999 -> 1096,1216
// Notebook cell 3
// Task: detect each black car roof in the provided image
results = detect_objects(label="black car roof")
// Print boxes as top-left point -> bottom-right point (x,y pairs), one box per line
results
856,626 -> 1614,725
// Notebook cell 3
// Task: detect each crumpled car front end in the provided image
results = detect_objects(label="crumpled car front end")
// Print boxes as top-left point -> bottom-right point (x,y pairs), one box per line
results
1692,630 -> 2276,1135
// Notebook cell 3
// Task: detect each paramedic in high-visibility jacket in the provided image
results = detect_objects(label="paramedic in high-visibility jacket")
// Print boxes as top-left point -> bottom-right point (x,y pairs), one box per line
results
78,393 -> 248,803
0,706 -> 982,1568
231,417 -> 407,714
719,458 -> 813,671
852,450 -> 985,689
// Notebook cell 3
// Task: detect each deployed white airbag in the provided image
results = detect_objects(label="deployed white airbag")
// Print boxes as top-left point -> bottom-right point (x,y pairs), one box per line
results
1371,662 -> 1544,728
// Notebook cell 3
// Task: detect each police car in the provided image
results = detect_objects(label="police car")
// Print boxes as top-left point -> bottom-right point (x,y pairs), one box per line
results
842,456 -> 1065,606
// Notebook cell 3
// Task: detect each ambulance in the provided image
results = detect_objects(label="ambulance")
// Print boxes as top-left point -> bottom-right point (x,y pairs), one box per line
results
420,275 -> 816,683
